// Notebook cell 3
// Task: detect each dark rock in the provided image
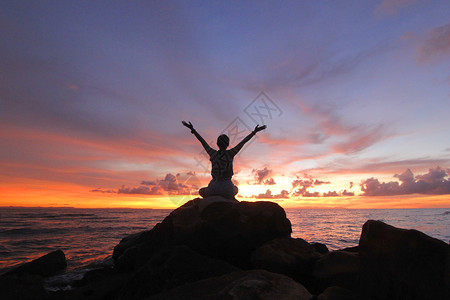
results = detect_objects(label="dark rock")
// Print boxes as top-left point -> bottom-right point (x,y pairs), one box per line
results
359,220 -> 450,300
116,245 -> 239,299
312,251 -> 359,293
113,197 -> 292,271
251,237 -> 320,285
317,286 -> 357,300
311,242 -> 329,254
337,245 -> 358,253
147,269 -> 312,300
59,267 -> 133,300
0,273 -> 46,300
2,250 -> 66,278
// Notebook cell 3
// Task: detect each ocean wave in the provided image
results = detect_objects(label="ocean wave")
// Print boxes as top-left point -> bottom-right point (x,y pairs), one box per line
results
0,228 -> 66,236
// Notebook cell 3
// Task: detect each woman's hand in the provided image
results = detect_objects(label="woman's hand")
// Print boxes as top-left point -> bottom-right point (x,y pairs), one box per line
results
254,124 -> 267,133
182,121 -> 194,130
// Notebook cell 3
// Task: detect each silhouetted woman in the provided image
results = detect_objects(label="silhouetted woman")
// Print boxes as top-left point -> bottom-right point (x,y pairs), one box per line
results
182,121 -> 266,199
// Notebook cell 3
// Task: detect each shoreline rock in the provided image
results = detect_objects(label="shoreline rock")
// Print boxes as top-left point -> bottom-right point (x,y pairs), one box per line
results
113,197 -> 292,270
1,198 -> 449,300
359,219 -> 450,299
0,250 -> 66,300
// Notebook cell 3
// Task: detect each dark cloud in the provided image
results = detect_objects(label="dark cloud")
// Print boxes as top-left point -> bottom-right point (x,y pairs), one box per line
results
90,188 -> 116,193
342,190 -> 355,196
118,185 -> 163,195
264,178 -> 276,185
94,173 -> 200,196
360,167 -> 450,196
314,179 -> 331,185
252,189 -> 290,199
252,167 -> 272,184
291,175 -> 330,197
323,191 -> 339,197
141,180 -> 157,186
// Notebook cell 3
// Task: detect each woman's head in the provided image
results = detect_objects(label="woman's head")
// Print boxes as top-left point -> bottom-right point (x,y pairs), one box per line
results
217,134 -> 229,149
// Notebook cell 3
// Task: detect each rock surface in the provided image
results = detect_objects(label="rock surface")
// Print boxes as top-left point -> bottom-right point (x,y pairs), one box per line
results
359,219 -> 450,300
2,249 -> 66,277
116,245 -> 239,299
251,237 -> 320,285
0,250 -> 66,300
114,197 -> 292,270
3,199 -> 449,300
312,250 -> 359,293
147,269 -> 312,300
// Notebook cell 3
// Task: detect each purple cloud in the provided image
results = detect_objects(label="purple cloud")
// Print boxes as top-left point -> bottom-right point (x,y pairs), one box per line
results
360,167 -> 450,196
252,189 -> 290,199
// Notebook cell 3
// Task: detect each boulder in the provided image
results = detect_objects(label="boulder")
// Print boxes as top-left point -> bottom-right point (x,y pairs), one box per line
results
56,267 -> 132,300
113,197 -> 292,270
147,269 -> 312,300
251,237 -> 320,285
359,220 -> 450,300
2,250 -> 66,278
311,242 -> 329,254
116,245 -> 239,299
312,251 -> 359,293
0,273 -> 46,300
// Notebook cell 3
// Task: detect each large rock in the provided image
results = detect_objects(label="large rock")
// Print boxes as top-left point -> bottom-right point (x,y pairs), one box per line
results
251,237 -> 320,285
113,197 -> 292,271
147,269 -> 312,300
2,250 -> 66,277
0,250 -> 65,300
312,250 -> 359,293
116,245 -> 239,299
359,220 -> 450,300
0,273 -> 46,300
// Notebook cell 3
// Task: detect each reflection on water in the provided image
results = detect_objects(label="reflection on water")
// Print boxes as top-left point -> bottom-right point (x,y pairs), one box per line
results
0,207 -> 449,272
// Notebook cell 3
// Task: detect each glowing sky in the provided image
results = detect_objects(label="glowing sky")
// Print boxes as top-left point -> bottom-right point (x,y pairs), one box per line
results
1,1 -> 449,208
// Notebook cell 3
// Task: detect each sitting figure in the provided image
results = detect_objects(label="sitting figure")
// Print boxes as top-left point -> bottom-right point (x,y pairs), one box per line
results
182,121 -> 266,199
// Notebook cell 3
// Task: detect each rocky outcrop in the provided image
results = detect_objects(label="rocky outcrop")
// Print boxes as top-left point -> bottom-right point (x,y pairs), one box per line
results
147,269 -> 312,300
312,250 -> 359,293
3,199 -> 449,300
113,196 -> 292,271
0,250 -> 66,300
251,237 -> 320,286
2,250 -> 66,277
359,219 -> 450,300
116,245 -> 239,299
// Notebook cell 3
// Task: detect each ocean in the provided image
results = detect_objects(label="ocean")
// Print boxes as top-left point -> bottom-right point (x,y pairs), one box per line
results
0,206 -> 449,275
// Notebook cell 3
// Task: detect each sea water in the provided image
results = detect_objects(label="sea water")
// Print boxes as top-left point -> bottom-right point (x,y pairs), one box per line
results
0,206 -> 449,274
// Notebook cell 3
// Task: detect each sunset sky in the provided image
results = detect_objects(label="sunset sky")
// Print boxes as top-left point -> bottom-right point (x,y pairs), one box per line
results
1,1 -> 449,209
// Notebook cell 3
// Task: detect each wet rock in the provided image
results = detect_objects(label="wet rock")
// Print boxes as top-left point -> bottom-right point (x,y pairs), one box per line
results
359,220 -> 450,300
312,251 -> 359,293
147,269 -> 312,300
251,237 -> 320,285
113,197 -> 292,271
3,250 -> 66,277
116,245 -> 239,299
59,267 -> 133,300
